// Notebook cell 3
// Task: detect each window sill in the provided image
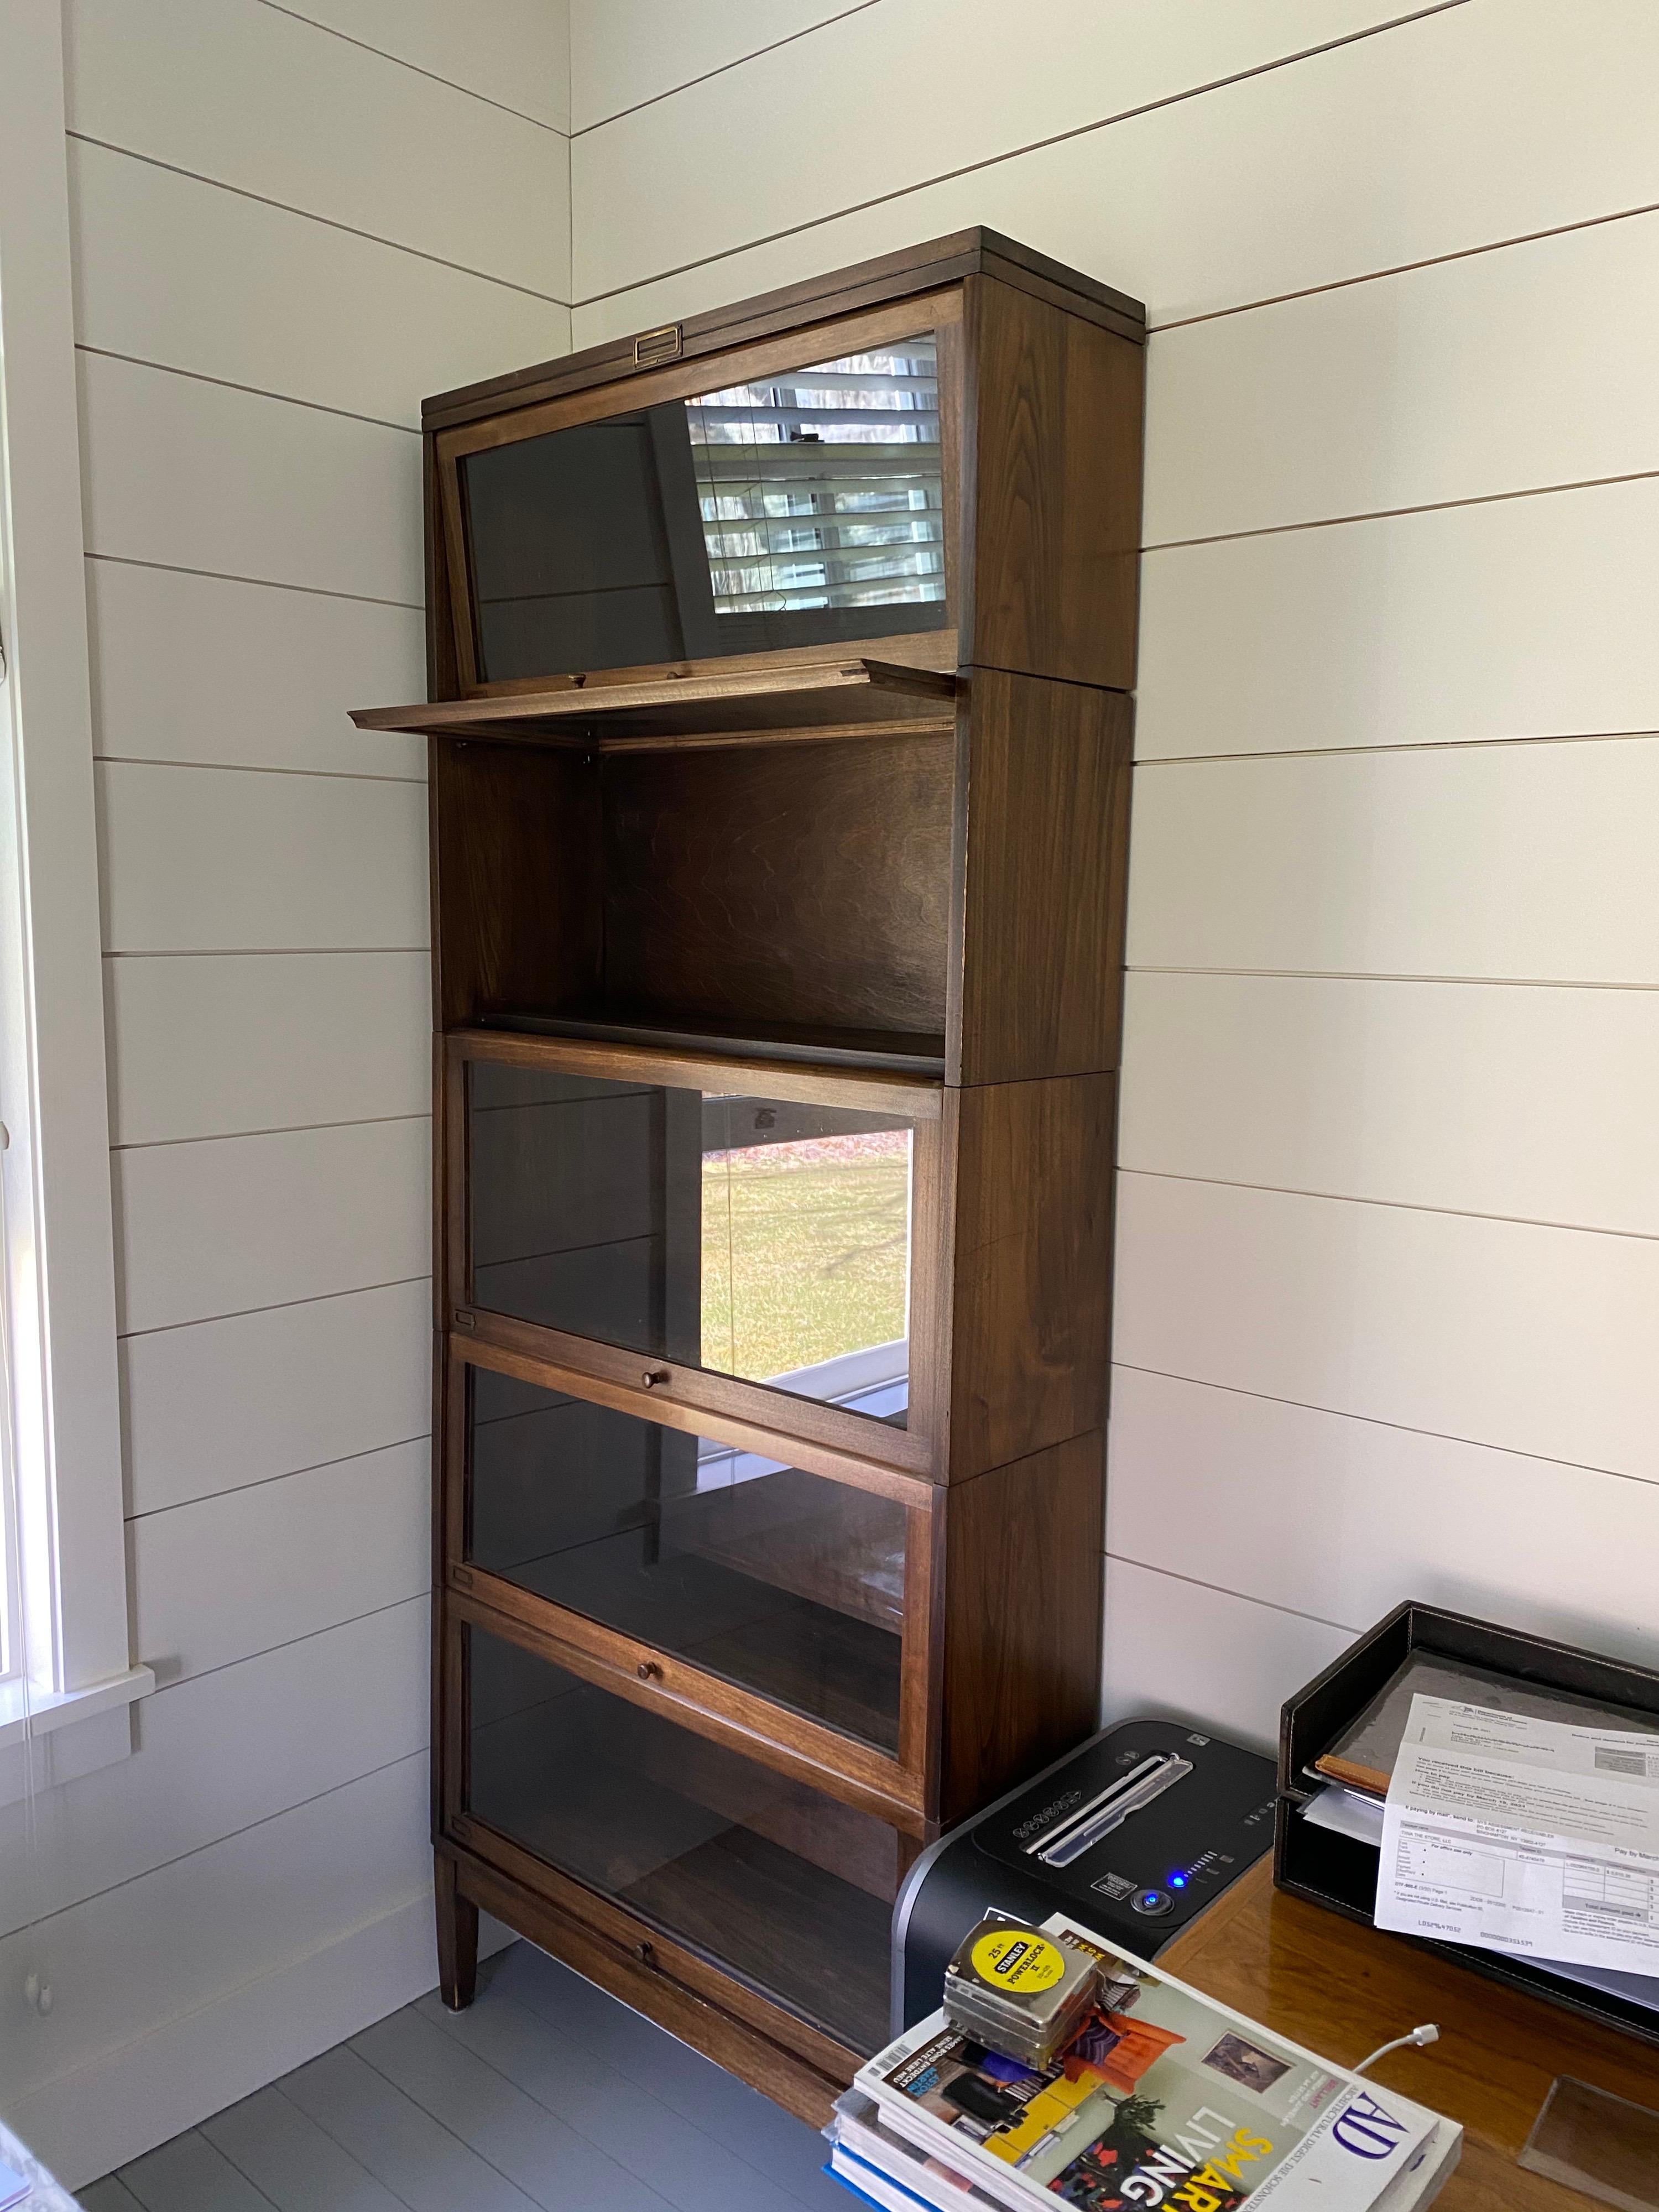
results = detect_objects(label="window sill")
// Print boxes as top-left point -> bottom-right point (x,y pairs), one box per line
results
0,1666 -> 154,1805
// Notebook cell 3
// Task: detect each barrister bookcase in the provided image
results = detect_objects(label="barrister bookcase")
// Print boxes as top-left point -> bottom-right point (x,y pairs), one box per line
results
352,228 -> 1146,2121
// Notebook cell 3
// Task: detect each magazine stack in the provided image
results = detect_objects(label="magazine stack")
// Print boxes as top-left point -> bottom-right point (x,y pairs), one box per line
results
825,1913 -> 1461,2212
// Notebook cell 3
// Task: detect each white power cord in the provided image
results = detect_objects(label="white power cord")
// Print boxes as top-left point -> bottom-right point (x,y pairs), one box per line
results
1353,2023 -> 1440,2075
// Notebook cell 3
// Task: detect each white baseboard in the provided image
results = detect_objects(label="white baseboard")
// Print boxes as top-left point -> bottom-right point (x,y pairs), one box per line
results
8,1884 -> 514,2191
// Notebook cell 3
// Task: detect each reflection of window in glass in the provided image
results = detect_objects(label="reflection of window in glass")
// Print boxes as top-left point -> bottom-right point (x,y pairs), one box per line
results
467,1068 -> 914,1423
467,1369 -> 906,1751
700,1098 -> 912,1415
686,339 -> 943,619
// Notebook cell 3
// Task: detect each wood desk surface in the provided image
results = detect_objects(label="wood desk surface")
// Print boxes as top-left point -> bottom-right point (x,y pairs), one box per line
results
1160,1863 -> 1658,2210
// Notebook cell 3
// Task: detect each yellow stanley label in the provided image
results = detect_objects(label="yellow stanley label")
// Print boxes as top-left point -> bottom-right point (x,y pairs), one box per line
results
968,1928 -> 1067,1994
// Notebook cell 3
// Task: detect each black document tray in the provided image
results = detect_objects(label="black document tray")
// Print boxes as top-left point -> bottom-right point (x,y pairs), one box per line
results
1277,1599 -> 1659,2051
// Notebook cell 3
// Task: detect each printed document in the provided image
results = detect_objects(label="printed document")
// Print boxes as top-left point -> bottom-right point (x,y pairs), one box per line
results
1375,1694 -> 1659,1974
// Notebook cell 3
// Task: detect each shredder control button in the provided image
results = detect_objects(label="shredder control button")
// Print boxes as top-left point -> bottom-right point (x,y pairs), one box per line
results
1131,1888 -> 1173,1917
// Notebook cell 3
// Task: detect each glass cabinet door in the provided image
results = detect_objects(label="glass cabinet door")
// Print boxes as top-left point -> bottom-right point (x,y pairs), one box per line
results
455,332 -> 946,682
463,1619 -> 899,2052
466,1359 -> 907,1754
467,1060 -> 917,1427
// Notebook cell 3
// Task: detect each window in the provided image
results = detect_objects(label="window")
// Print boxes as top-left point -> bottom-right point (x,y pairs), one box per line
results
0,6 -> 150,1794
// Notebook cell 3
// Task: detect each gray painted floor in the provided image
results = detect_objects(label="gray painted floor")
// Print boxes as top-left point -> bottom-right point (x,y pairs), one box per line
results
79,1943 -> 848,2212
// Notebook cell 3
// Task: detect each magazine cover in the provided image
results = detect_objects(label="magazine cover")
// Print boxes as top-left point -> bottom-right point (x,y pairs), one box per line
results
855,1915 -> 1448,2212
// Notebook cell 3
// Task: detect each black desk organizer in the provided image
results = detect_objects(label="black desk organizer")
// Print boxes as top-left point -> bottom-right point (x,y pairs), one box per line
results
1277,1598 -> 1659,2050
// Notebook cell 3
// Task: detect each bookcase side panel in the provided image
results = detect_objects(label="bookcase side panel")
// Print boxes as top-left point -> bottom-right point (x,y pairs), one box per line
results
962,275 -> 1144,691
431,736 -> 602,1030
951,671 -> 1133,1086
937,1430 -> 1106,1826
945,1072 -> 1114,1482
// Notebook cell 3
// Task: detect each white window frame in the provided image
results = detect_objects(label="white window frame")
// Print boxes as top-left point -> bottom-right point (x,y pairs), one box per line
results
0,0 -> 152,1781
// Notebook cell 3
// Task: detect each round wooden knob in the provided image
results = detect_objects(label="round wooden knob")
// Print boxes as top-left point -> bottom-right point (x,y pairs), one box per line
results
641,1368 -> 668,1389
638,1659 -> 662,1681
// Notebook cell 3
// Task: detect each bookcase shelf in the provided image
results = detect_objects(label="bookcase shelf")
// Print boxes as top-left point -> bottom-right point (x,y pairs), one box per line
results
376,226 -> 1145,2122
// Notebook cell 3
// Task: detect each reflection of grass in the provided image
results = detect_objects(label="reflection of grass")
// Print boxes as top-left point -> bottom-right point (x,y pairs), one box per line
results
702,1137 -> 909,1381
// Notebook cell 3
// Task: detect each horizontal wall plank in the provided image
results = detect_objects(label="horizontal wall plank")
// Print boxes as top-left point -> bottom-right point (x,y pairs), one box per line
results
1101,1556 -> 1347,1756
572,0 -> 854,131
1113,1172 -> 1659,1485
573,0 -> 1413,302
0,1756 -> 429,2112
1107,1366 -> 1659,1674
98,762 -> 427,957
122,1279 -> 431,1517
1136,475 -> 1659,761
106,951 -> 429,1146
1118,971 -> 1659,1238
130,1440 -> 429,1682
87,561 -> 423,781
570,0 -> 1659,343
1125,737 -> 1659,985
0,1600 -> 429,1940
14,1894 -> 513,2193
1145,208 -> 1659,544
78,352 -> 421,606
70,139 -> 570,432
280,0 -> 570,131
113,1117 -> 429,1335
65,0 -> 569,297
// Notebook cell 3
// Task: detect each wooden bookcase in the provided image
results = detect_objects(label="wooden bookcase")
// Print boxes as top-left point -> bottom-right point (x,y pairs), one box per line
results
354,228 -> 1145,2121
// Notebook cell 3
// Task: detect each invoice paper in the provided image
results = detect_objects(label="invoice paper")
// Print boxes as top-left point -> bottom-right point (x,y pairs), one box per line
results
1375,1694 -> 1659,1974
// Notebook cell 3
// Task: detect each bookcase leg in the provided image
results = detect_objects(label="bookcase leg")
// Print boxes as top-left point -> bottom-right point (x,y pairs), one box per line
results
436,1854 -> 478,2011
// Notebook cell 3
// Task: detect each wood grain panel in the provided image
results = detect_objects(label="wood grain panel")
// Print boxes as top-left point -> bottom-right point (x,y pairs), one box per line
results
65,0 -> 570,296
1126,737 -> 1659,987
1136,475 -> 1659,763
1100,1556 -> 1348,1757
113,1117 -> 429,1334
939,1431 -> 1104,1823
963,277 -> 1142,688
1162,1863 -> 1659,2210
106,951 -> 429,1146
952,671 -> 1131,1083
129,1440 -> 429,1683
122,1279 -> 431,1516
432,739 -> 601,1029
946,1075 -> 1113,1479
603,729 -> 953,1041
69,139 -> 570,434
86,561 -> 422,781
98,761 -> 427,955
1119,970 -> 1659,1239
1113,1171 -> 1659,1485
77,351 -> 422,605
1106,1366 -> 1659,1676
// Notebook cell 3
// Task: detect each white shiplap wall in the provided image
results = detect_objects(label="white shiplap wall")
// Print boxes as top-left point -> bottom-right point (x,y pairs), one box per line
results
566,0 -> 1659,1740
2,1 -> 569,2184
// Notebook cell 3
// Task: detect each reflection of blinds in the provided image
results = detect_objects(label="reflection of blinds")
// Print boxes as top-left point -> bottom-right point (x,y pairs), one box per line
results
685,337 -> 943,616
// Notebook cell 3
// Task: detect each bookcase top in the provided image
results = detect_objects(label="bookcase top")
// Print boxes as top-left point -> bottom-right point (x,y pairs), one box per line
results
423,225 -> 1146,433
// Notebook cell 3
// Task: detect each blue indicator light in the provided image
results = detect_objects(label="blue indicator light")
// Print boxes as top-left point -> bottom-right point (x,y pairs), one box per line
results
1170,1875 -> 1187,1888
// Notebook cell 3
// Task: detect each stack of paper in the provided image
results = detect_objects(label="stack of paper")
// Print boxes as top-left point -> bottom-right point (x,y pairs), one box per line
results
1372,1694 -> 1659,2009
824,1911 -> 1460,2212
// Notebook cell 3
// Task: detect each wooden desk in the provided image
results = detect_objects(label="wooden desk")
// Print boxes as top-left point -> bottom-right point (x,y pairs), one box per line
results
1160,1863 -> 1658,2210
